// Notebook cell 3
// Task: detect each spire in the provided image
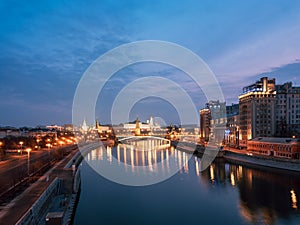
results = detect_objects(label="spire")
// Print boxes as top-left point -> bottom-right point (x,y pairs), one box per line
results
81,118 -> 88,132
95,118 -> 100,129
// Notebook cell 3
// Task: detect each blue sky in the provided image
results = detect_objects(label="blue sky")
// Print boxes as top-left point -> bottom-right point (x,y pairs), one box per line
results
0,0 -> 300,126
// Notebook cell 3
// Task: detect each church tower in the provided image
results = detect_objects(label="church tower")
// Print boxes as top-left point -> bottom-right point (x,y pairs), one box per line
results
135,117 -> 141,136
81,118 -> 88,132
95,118 -> 100,131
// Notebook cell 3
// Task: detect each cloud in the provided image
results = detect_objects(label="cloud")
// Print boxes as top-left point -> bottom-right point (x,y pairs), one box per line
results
211,24 -> 300,77
1,0 -> 300,126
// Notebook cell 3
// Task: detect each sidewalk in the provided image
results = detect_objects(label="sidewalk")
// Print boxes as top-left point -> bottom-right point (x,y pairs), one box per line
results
0,146 -> 79,225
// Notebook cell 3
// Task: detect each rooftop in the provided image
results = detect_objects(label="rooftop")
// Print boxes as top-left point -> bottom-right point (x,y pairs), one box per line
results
250,137 -> 300,144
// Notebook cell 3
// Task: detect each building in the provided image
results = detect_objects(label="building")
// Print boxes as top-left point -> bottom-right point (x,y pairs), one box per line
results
123,116 -> 160,131
208,100 -> 226,144
0,127 -> 21,138
225,104 -> 239,147
239,77 -> 276,147
81,119 -> 89,132
209,100 -> 226,144
134,117 -> 141,136
46,125 -> 63,131
95,118 -> 110,133
200,101 -> 237,146
276,82 -> 300,137
64,124 -> 74,132
200,106 -> 210,141
247,137 -> 300,159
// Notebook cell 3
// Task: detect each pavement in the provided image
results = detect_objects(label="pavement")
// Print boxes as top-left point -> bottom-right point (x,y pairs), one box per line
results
0,145 -> 79,225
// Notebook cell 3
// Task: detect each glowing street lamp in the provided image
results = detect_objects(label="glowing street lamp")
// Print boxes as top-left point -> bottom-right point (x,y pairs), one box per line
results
26,148 -> 31,176
0,141 -> 3,156
19,141 -> 24,155
46,143 -> 51,155
36,139 -> 40,149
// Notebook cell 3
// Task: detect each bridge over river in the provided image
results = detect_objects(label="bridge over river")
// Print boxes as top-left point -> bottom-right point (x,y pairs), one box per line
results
117,136 -> 171,151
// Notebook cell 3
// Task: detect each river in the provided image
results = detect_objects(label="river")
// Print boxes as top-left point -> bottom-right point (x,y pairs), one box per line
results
73,144 -> 300,225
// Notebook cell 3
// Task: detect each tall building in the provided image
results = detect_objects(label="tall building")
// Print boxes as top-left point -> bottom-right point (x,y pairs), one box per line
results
225,104 -> 239,147
200,101 -> 227,144
276,82 -> 300,137
238,77 -> 276,147
200,105 -> 210,141
208,100 -> 226,144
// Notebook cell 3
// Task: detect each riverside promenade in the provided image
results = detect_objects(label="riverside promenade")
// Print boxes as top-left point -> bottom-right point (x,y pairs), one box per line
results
223,149 -> 300,172
176,142 -> 300,172
0,142 -> 99,225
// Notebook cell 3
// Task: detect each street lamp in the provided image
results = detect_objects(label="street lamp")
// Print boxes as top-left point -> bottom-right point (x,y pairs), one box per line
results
46,143 -> 51,155
0,141 -> 3,158
36,139 -> 40,149
26,148 -> 31,176
19,141 -> 24,155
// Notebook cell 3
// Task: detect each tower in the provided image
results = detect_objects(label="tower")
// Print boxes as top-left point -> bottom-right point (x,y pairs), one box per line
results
135,117 -> 141,136
95,118 -> 100,131
81,118 -> 88,132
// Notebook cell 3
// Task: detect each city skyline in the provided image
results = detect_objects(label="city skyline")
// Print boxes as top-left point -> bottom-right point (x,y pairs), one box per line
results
1,1 -> 300,126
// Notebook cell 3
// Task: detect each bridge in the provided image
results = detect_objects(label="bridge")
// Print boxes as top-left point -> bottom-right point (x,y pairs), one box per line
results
117,136 -> 171,151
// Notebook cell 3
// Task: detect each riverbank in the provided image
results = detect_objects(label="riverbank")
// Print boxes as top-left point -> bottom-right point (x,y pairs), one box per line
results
223,150 -> 300,172
174,142 -> 300,172
0,142 -> 101,225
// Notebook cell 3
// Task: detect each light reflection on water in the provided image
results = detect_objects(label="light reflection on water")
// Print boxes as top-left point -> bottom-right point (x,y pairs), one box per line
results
86,145 -> 190,177
74,144 -> 300,225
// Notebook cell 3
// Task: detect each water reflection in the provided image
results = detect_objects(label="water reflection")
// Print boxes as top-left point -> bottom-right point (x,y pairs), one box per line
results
86,144 -> 190,176
290,190 -> 297,209
83,144 -> 300,225
200,158 -> 300,225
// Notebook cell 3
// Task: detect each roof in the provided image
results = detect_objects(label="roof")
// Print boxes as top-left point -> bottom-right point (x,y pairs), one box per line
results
250,137 -> 300,144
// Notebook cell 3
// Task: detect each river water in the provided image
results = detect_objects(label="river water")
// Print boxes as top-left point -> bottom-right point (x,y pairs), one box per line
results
74,144 -> 300,225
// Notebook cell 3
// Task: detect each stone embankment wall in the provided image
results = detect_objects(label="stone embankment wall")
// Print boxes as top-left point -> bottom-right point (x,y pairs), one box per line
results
16,178 -> 60,225
224,151 -> 300,172
15,142 -> 100,225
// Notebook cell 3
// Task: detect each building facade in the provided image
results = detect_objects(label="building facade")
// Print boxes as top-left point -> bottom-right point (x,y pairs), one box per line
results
247,137 -> 300,159
200,106 -> 210,141
208,100 -> 226,144
225,104 -> 239,147
200,102 -> 238,146
239,77 -> 276,147
276,82 -> 300,137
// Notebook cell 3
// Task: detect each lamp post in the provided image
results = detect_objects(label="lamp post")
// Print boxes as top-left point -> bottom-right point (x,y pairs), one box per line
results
19,141 -> 24,155
36,139 -> 40,149
46,143 -> 51,155
0,141 -> 3,159
26,148 -> 31,177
